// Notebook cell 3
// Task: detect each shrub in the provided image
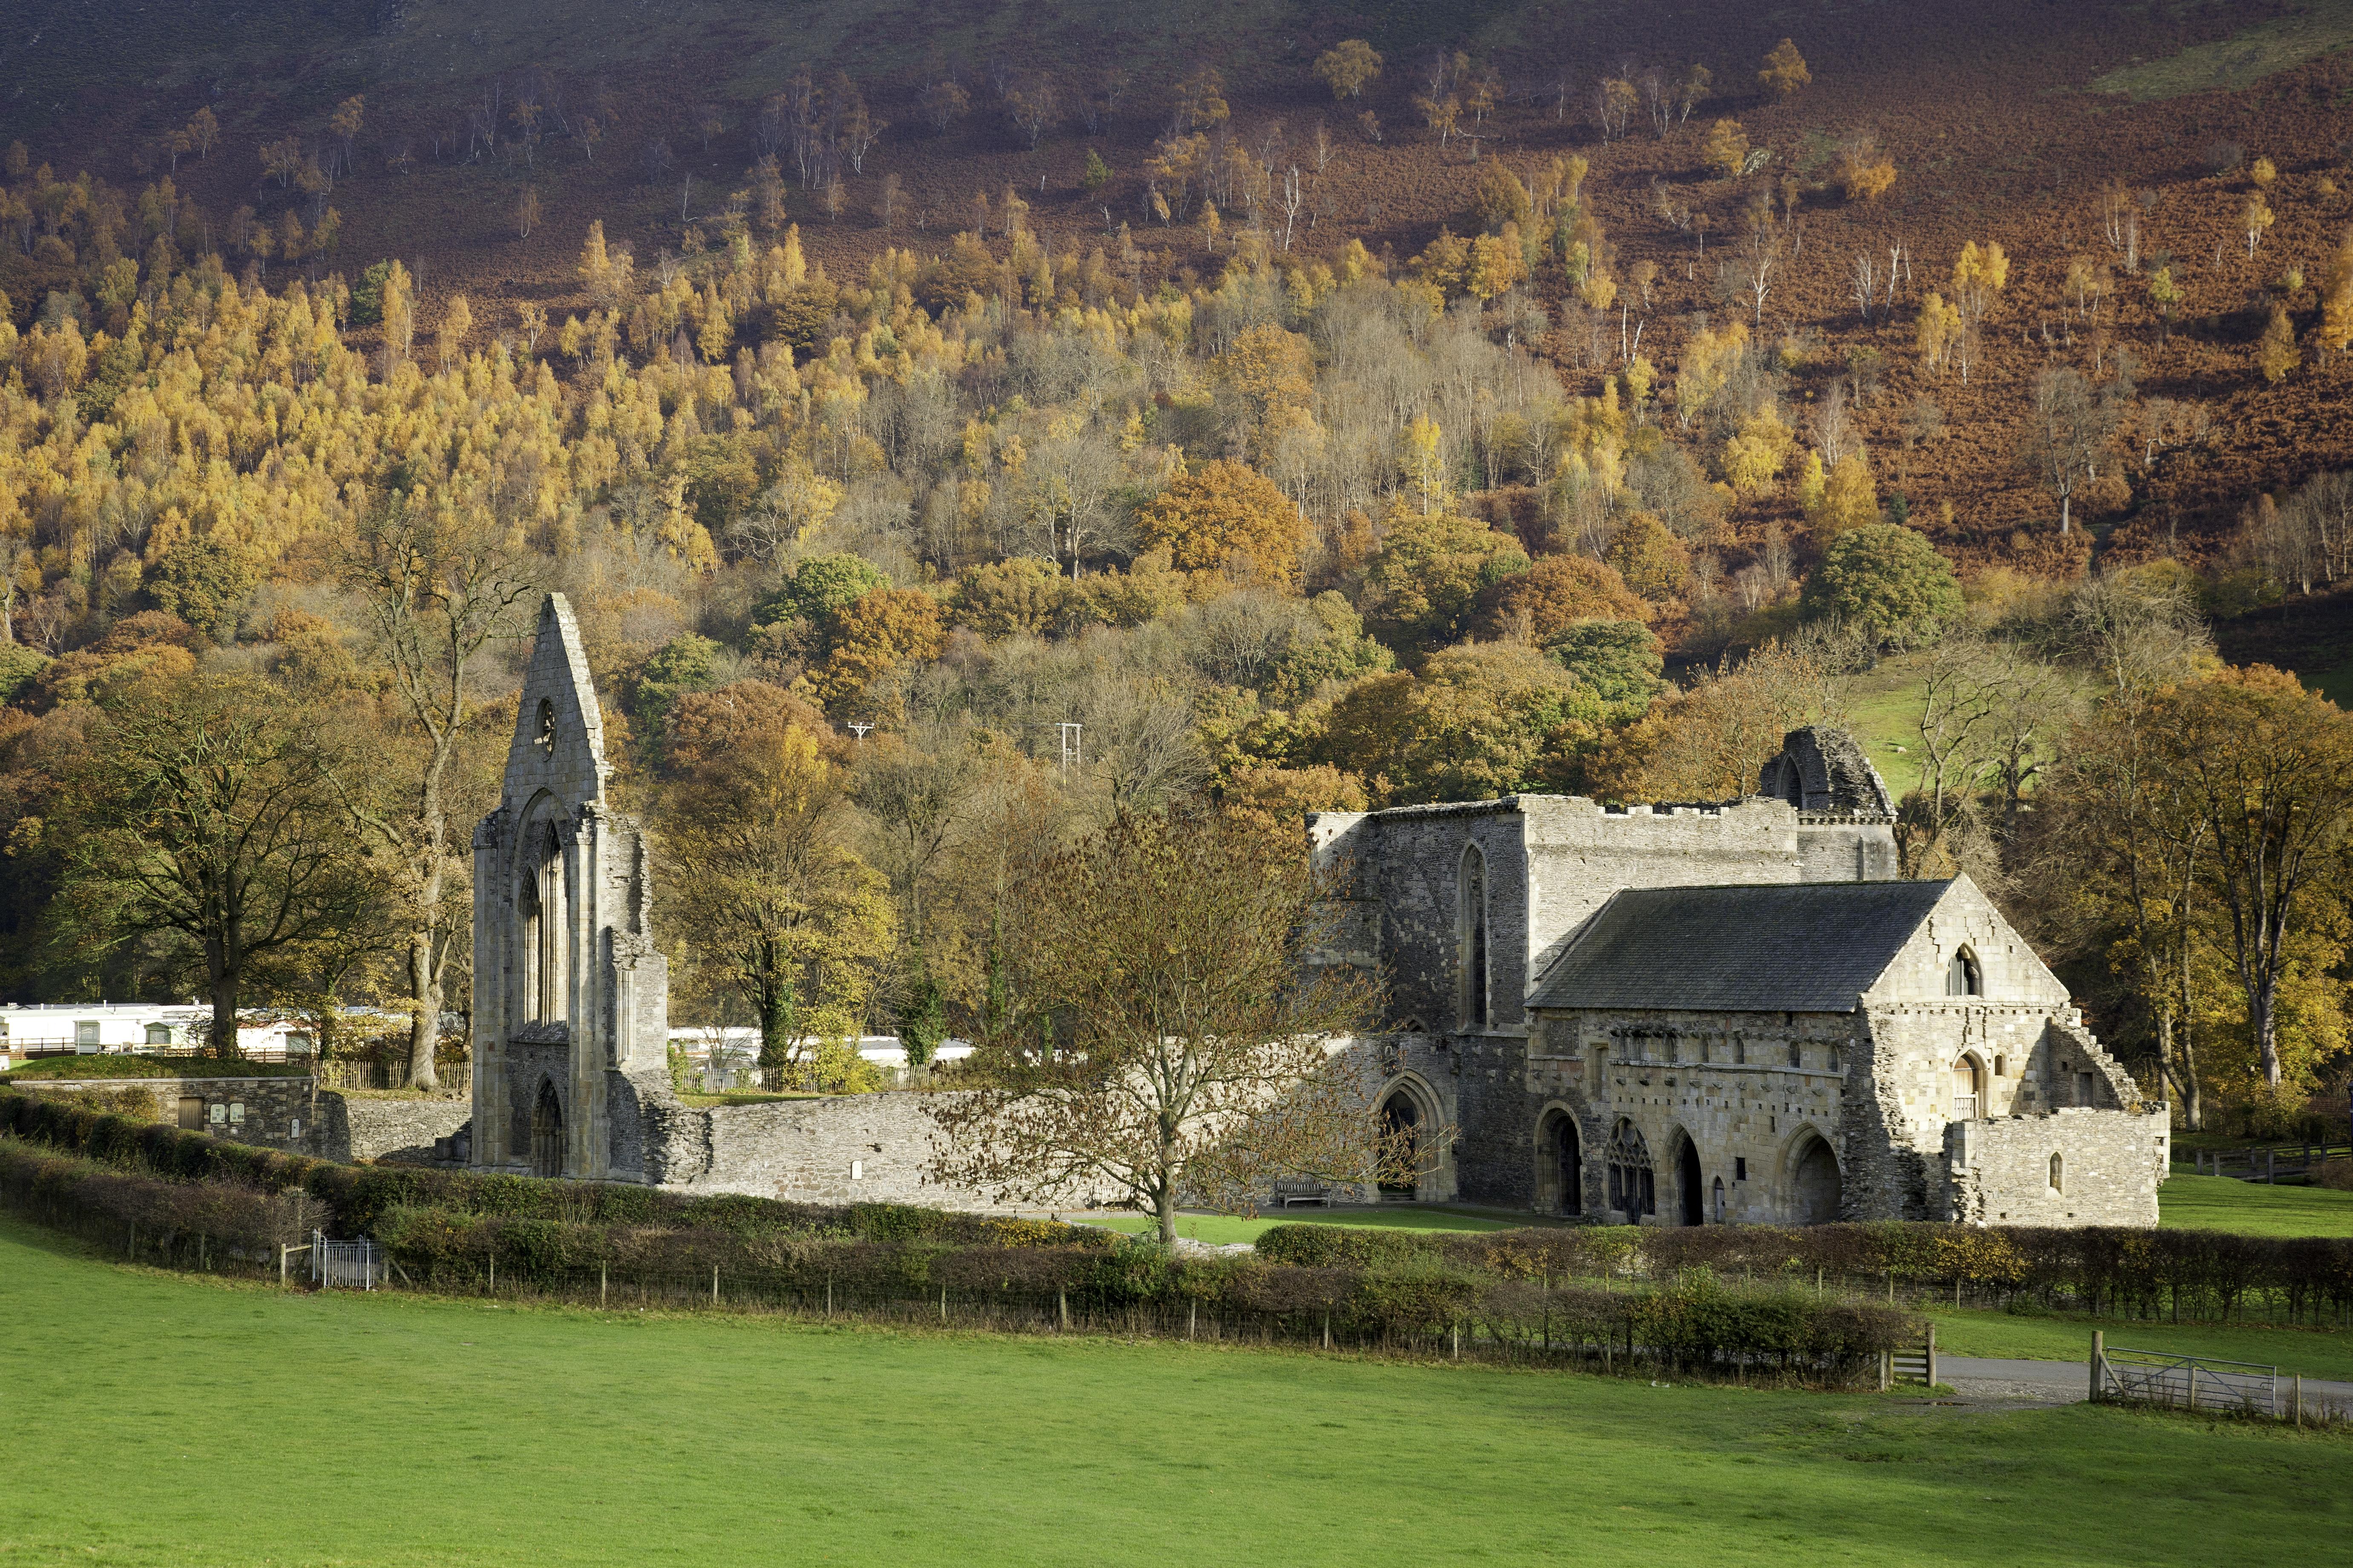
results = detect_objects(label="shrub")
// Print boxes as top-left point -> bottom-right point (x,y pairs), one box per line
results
1798,524 -> 1962,644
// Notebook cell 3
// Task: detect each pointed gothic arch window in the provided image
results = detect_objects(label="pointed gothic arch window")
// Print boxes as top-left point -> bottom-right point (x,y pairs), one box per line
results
1946,946 -> 1982,997
1459,845 -> 1489,1031
536,698 -> 556,755
1606,1120 -> 1654,1218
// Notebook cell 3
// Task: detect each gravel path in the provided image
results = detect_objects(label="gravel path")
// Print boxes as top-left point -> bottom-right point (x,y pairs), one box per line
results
1941,1356 -> 2353,1413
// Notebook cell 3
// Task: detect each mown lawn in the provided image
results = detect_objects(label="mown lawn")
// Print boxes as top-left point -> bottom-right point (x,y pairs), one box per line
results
4,1214 -> 2352,1567
2160,1174 -> 2353,1238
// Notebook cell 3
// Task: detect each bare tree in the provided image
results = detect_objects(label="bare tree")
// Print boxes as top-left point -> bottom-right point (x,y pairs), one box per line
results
337,489 -> 539,1089
2018,366 -> 2117,535
925,808 -> 1387,1244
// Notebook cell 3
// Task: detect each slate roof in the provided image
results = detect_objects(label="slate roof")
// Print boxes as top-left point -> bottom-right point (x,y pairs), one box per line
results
1525,880 -> 1956,1014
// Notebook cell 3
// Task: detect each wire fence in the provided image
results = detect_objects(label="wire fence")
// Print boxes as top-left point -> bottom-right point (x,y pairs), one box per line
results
373,1260 -> 1897,1386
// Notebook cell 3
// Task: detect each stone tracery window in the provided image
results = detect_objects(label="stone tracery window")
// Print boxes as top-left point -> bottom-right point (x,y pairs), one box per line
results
1606,1120 -> 1654,1218
1947,946 -> 1982,996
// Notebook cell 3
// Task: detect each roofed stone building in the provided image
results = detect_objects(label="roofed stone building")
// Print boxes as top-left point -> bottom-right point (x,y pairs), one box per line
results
1307,729 -> 2169,1227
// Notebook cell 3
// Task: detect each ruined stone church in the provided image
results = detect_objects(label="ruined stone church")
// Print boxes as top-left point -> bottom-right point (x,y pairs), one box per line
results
470,597 -> 2165,1229
1307,727 -> 2171,1227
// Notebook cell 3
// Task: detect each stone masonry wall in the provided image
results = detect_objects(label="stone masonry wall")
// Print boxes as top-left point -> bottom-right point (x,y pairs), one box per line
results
1522,1009 -> 1861,1223
14,1077 -> 318,1154
315,1094 -> 472,1164
1946,1109 -> 2170,1226
638,1091 -> 1116,1209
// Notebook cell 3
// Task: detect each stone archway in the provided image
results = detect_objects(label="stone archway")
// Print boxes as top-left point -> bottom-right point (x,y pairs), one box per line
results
530,1078 -> 565,1178
1675,1133 -> 1704,1226
1789,1131 -> 1842,1225
1535,1106 -> 1582,1215
1377,1091 -> 1421,1198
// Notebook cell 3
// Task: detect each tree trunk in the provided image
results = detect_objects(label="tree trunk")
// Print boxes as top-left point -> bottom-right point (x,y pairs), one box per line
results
408,932 -> 442,1091
1156,1182 -> 1178,1248
209,970 -> 240,1062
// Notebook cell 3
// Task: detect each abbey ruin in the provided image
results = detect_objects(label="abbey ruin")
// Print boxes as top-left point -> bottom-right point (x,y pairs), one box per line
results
1308,727 -> 2170,1227
469,599 -> 2164,1228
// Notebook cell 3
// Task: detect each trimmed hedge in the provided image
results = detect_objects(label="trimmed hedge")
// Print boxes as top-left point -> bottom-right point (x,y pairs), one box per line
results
0,1093 -> 1102,1248
0,1054 -> 311,1081
0,1094 -> 1917,1383
1259,1219 -> 2353,1325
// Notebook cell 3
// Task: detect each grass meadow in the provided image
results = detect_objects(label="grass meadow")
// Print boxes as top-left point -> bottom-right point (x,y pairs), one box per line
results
6,1213 -> 2353,1567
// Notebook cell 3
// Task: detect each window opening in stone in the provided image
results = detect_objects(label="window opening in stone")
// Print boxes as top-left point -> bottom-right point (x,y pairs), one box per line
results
2076,1070 -> 2097,1106
1606,1121 -> 1654,1218
1377,1091 -> 1422,1199
531,1078 -> 565,1178
536,698 -> 556,755
1787,1041 -> 1802,1068
1951,1054 -> 1984,1120
1458,848 -> 1488,1031
1947,947 -> 1982,997
2048,1152 -> 2064,1193
1712,1176 -> 1726,1225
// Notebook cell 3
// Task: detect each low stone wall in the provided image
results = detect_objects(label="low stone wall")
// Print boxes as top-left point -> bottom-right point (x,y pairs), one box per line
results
640,1091 -> 1107,1210
316,1093 -> 473,1165
2,1077 -> 316,1153
1946,1108 -> 2171,1226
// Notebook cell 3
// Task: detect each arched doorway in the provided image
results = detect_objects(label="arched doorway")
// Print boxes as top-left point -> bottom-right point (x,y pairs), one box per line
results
1790,1134 -> 1841,1224
531,1079 -> 564,1178
1536,1109 -> 1581,1214
1676,1135 -> 1704,1226
1377,1091 -> 1421,1198
1712,1177 -> 1726,1225
1950,1053 -> 1985,1120
1606,1120 -> 1654,1219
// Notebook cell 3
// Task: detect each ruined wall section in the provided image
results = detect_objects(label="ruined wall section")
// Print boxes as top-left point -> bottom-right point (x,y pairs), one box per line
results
1945,1109 -> 2170,1226
639,1091 -> 1113,1209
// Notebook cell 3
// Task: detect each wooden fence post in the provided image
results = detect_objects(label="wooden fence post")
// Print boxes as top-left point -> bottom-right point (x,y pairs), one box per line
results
2294,1375 -> 2304,1428
1058,1287 -> 1069,1332
1926,1322 -> 1938,1389
601,1263 -> 607,1308
712,1264 -> 719,1306
2088,1330 -> 2104,1402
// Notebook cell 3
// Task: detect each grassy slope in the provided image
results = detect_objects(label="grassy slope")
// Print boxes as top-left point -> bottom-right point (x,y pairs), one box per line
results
2159,1173 -> 2353,1237
5,1213 -> 2352,1567
2091,0 -> 2353,100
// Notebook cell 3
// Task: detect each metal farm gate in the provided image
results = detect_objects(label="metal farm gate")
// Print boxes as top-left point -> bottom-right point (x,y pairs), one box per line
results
310,1230 -> 385,1290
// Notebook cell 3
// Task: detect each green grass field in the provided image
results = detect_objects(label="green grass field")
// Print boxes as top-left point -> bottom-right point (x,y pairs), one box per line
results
2160,1174 -> 2353,1237
4,1214 -> 2351,1567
